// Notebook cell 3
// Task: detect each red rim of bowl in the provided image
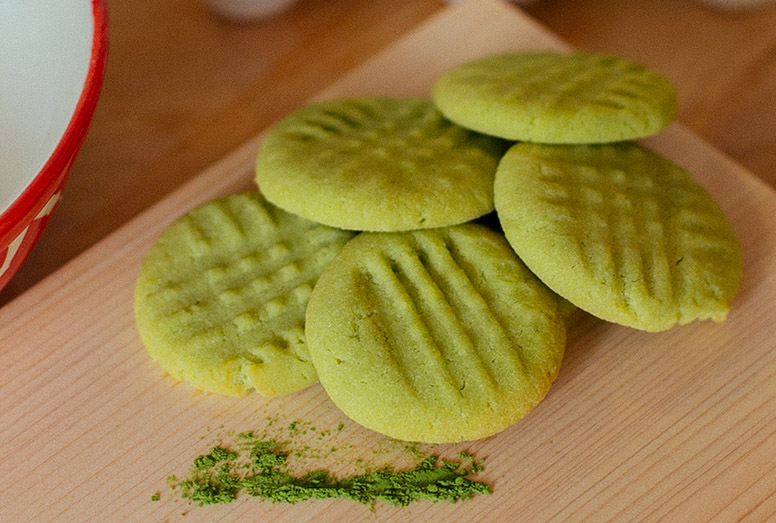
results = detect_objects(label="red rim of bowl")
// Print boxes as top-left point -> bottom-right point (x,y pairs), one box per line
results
0,0 -> 108,242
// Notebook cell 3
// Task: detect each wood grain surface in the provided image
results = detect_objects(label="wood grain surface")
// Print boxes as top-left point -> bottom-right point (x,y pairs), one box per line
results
2,1 -> 775,520
3,0 -> 776,305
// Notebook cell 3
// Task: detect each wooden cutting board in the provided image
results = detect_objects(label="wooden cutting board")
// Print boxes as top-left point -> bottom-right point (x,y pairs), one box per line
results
2,0 -> 775,520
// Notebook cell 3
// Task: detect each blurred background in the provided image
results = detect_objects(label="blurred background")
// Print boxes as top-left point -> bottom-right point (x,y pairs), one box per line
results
2,0 -> 774,304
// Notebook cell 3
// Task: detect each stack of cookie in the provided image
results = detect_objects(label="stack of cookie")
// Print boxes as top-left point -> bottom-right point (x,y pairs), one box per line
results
135,51 -> 742,443
435,53 -> 741,334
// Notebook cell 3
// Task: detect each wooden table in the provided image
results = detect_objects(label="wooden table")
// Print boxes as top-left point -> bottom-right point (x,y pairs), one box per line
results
1,0 -> 775,304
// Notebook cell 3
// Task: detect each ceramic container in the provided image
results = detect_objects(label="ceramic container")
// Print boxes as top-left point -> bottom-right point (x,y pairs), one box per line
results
199,0 -> 299,22
0,0 -> 107,292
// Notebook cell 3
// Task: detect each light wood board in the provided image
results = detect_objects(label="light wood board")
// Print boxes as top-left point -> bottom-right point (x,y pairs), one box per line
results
2,0 -> 776,520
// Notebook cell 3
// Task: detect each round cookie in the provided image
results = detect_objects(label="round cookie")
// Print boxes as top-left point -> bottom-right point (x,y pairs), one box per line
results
305,224 -> 566,443
134,192 -> 355,397
494,142 -> 742,332
432,51 -> 677,143
255,98 -> 507,231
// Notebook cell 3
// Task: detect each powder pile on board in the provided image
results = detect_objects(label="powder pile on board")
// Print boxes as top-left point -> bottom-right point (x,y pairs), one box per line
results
164,423 -> 489,509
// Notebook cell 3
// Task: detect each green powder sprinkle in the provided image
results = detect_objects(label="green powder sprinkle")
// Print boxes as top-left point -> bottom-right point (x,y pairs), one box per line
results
193,446 -> 238,470
169,433 -> 490,508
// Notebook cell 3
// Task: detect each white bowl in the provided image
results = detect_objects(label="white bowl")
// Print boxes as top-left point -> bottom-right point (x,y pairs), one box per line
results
199,0 -> 299,22
0,0 -> 107,292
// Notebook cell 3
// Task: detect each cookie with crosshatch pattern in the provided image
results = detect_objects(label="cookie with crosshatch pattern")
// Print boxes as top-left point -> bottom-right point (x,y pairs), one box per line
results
305,224 -> 566,443
494,142 -> 742,332
255,97 -> 507,231
134,192 -> 355,396
432,51 -> 676,143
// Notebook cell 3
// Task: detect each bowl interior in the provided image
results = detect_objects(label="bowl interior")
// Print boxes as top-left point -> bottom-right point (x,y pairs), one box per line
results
0,0 -> 95,214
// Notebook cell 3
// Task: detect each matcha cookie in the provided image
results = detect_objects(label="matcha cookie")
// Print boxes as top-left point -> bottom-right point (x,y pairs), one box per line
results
494,142 -> 742,331
134,192 -> 355,396
433,51 -> 676,143
305,224 -> 566,443
255,98 -> 507,231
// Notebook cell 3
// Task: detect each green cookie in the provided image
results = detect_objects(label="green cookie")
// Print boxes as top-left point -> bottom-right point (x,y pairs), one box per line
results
256,98 -> 507,231
305,224 -> 566,443
494,142 -> 742,331
433,51 -> 676,143
134,192 -> 355,396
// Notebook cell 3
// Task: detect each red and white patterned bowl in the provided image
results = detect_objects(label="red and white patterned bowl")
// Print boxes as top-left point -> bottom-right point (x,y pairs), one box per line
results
0,1 -> 107,292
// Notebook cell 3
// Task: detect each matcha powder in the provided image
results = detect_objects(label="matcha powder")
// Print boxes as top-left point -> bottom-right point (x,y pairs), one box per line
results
168,432 -> 491,508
